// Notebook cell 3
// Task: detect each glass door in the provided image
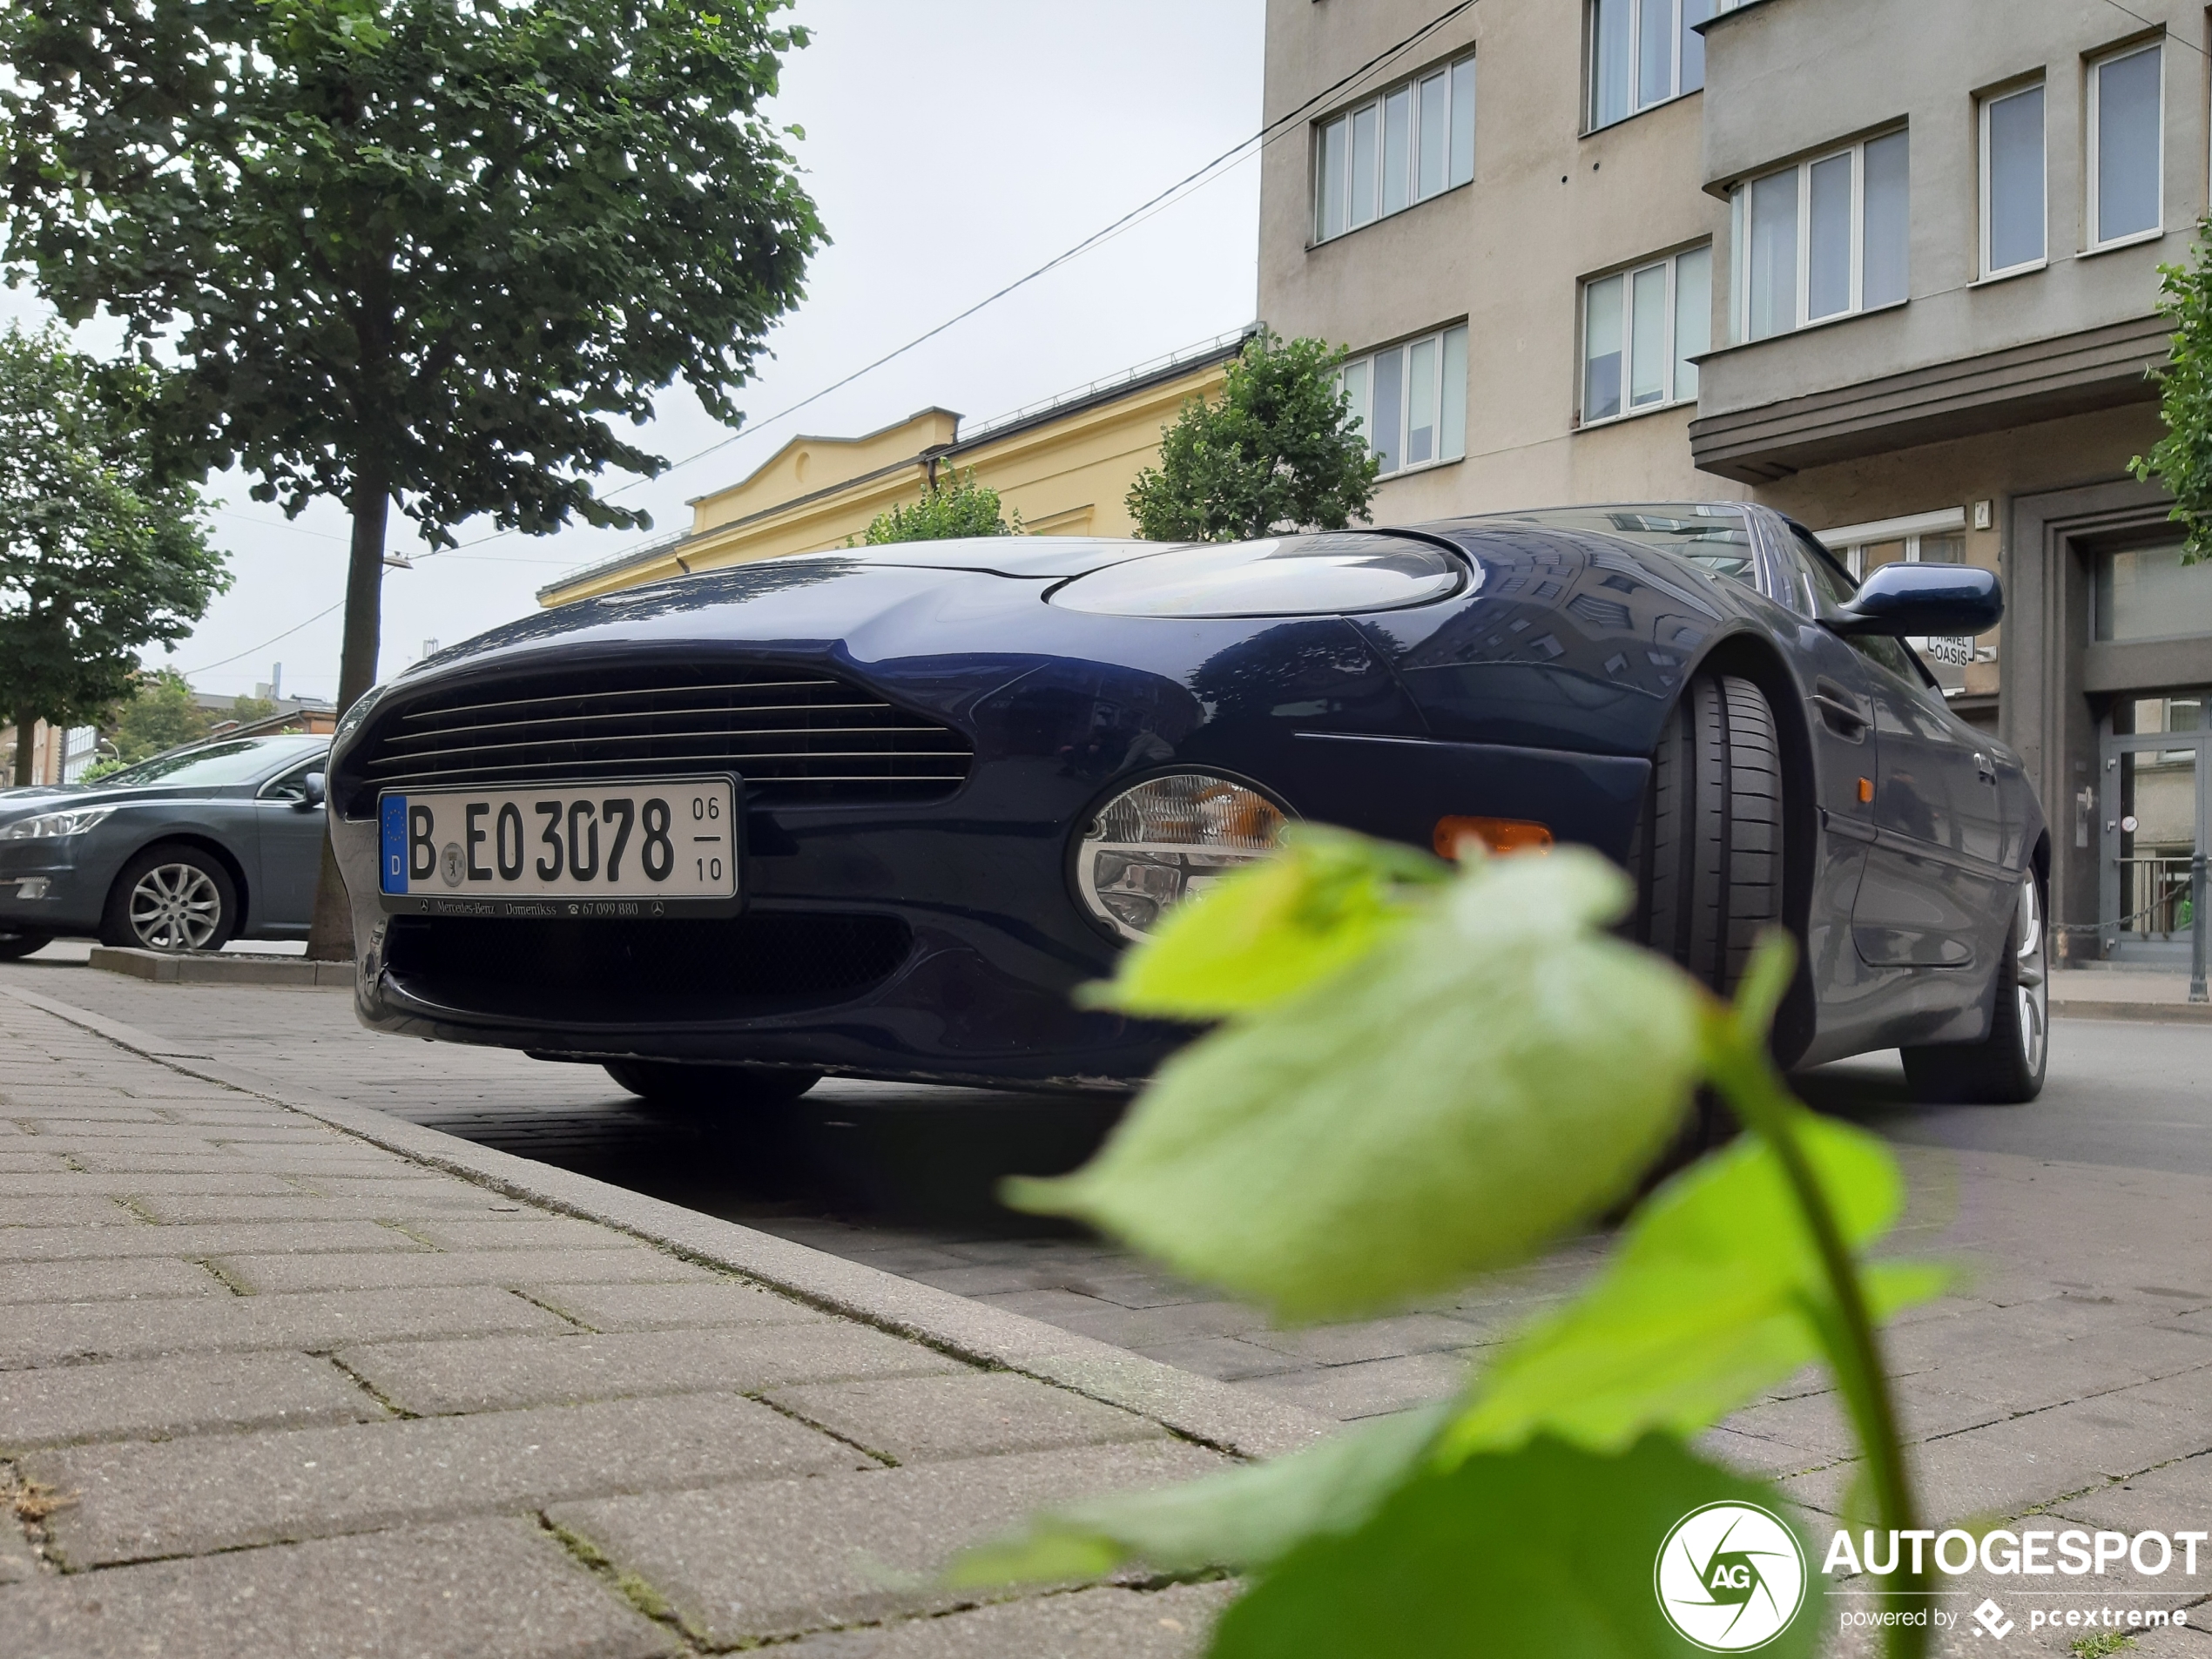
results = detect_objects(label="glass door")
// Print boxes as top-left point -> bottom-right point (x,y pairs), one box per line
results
2100,693 -> 2211,961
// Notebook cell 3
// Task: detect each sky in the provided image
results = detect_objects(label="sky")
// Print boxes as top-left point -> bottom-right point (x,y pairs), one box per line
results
2,0 -> 1266,704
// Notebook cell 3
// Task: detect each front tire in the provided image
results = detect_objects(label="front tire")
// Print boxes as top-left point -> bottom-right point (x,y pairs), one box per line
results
1635,672 -> 1784,996
604,1060 -> 822,1111
1901,874 -> 2047,1104
100,844 -> 238,953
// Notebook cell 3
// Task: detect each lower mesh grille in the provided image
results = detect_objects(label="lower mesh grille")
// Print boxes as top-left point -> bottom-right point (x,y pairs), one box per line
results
382,912 -> 914,1022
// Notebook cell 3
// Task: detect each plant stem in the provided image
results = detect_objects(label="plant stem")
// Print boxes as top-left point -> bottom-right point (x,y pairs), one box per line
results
1706,1018 -> 1927,1659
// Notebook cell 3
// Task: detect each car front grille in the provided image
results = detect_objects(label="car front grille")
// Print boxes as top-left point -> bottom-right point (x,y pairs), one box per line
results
359,664 -> 973,806
382,911 -> 915,1023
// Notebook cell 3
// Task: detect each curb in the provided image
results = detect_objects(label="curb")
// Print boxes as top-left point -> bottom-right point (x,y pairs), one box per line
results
0,980 -> 1333,1465
90,945 -> 354,988
2050,998 -> 2212,1025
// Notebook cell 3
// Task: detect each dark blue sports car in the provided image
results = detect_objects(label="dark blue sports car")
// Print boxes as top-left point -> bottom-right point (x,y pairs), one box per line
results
326,503 -> 2047,1109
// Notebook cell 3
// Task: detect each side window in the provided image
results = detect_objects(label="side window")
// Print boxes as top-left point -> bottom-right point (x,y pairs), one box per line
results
260,760 -> 321,802
1788,527 -> 1933,688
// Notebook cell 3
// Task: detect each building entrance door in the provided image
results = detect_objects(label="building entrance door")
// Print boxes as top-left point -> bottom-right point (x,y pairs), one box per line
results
2099,693 -> 2211,962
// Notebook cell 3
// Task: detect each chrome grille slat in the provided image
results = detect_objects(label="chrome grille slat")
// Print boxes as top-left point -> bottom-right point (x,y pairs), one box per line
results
358,664 -> 974,806
398,679 -> 844,723
376,702 -> 898,745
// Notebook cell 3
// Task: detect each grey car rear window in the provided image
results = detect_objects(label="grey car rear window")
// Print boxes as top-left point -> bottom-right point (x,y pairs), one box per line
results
99,735 -> 328,790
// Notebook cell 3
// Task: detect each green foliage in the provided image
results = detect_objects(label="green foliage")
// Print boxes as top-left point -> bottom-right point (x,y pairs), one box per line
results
964,830 -> 1945,1659
228,694 -> 280,728
1211,1436 -> 1817,1659
2133,220 -> 2212,562
0,0 -> 824,706
1078,825 -> 1446,1020
1126,328 -> 1381,543
860,469 -> 1021,544
0,327 -> 226,786
105,670 -> 216,764
1437,1116 -> 1949,1460
1010,847 -> 1707,1321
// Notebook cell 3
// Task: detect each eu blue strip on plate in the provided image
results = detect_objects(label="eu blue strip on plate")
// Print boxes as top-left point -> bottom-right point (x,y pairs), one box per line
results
380,796 -> 408,894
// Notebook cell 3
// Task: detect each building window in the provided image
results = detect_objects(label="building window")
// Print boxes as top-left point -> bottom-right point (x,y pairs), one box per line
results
1581,246 -> 1710,425
1980,82 -> 2046,277
1732,129 -> 1908,341
1339,324 -> 1469,476
2094,542 -> 2212,643
1313,56 -> 1474,243
1589,0 -> 1711,130
2087,42 -> 2161,249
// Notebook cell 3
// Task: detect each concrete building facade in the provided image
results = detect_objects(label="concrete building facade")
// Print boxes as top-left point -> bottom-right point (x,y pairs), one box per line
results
1261,0 -> 2212,955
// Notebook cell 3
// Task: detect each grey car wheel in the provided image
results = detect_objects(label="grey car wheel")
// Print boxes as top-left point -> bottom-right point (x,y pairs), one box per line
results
1901,872 -> 2047,1105
102,844 -> 239,954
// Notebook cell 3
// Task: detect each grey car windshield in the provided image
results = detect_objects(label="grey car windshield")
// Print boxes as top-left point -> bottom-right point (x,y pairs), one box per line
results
98,735 -> 328,790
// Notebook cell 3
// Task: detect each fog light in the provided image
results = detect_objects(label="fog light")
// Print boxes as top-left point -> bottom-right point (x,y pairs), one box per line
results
1433,816 -> 1553,859
12,878 -> 51,900
1076,773 -> 1289,941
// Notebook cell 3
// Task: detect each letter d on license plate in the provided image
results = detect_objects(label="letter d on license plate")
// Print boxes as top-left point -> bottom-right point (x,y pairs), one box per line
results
377,776 -> 738,914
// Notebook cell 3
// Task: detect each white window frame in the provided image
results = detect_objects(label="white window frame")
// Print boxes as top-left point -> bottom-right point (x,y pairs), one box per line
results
1978,81 -> 2047,280
2086,40 -> 2164,253
1579,245 -> 1710,428
1312,54 -> 1475,245
1338,323 -> 1469,479
1731,128 -> 1907,341
1588,0 -> 1710,132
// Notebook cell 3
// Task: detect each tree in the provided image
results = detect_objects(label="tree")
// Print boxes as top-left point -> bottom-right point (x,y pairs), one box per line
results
0,327 -> 227,787
1126,328 -> 1381,543
2,0 -> 823,950
2134,223 -> 2212,563
860,469 -> 1022,544
104,670 -> 219,765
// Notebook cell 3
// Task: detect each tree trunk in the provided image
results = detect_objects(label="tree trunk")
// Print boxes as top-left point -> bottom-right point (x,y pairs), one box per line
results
10,712 -> 37,787
303,464 -> 390,963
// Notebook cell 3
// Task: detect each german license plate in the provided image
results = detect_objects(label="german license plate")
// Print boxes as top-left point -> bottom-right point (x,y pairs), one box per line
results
377,777 -> 738,913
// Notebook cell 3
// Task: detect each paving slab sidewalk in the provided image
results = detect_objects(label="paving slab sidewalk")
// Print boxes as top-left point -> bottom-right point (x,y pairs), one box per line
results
0,988 -> 1331,1657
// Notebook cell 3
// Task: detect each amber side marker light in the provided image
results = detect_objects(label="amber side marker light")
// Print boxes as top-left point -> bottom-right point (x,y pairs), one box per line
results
1434,816 -> 1554,860
1858,777 -> 1874,803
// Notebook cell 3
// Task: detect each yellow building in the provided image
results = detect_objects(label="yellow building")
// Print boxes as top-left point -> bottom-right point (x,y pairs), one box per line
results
539,327 -> 1255,607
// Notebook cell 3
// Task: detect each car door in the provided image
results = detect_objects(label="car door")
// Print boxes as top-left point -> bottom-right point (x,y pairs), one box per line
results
253,755 -> 329,932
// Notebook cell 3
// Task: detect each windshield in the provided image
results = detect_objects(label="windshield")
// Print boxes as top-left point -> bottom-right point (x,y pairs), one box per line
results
96,735 -> 327,791
1476,505 -> 1758,588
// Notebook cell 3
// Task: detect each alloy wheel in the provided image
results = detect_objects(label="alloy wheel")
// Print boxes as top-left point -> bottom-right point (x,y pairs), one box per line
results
128,863 -> 222,951
2014,875 -> 2047,1077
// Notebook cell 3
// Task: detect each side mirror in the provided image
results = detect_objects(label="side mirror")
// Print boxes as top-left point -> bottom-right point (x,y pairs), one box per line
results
1831,563 -> 2002,637
298,772 -> 327,810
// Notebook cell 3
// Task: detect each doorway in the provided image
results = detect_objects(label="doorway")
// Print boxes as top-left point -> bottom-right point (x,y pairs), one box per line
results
2099,692 -> 2210,961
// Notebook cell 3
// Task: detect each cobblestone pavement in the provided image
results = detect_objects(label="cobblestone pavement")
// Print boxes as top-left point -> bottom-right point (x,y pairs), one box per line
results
7,954 -> 2212,1655
0,983 -> 1312,1656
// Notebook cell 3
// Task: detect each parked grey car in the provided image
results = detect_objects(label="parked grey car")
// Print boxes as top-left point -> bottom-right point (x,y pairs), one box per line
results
0,734 -> 330,959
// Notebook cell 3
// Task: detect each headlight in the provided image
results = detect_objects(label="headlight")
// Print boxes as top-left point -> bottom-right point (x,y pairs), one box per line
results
0,806 -> 116,840
1047,532 -> 1465,619
1076,772 -> 1289,941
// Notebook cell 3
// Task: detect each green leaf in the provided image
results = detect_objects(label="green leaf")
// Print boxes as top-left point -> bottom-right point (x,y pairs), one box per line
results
1010,846 -> 1704,1322
1211,1434 -> 1821,1658
1081,825 -> 1447,1020
1439,1114 -> 1950,1461
948,1399 -> 1452,1588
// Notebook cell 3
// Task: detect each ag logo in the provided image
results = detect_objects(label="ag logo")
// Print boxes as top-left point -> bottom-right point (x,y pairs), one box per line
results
1655,1501 -> 1807,1651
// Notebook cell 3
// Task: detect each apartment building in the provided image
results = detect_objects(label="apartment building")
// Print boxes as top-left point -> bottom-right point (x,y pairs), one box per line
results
1261,0 -> 2212,954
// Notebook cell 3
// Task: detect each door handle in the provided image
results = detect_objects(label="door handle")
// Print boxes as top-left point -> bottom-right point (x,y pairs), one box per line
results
1811,680 -> 1870,740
